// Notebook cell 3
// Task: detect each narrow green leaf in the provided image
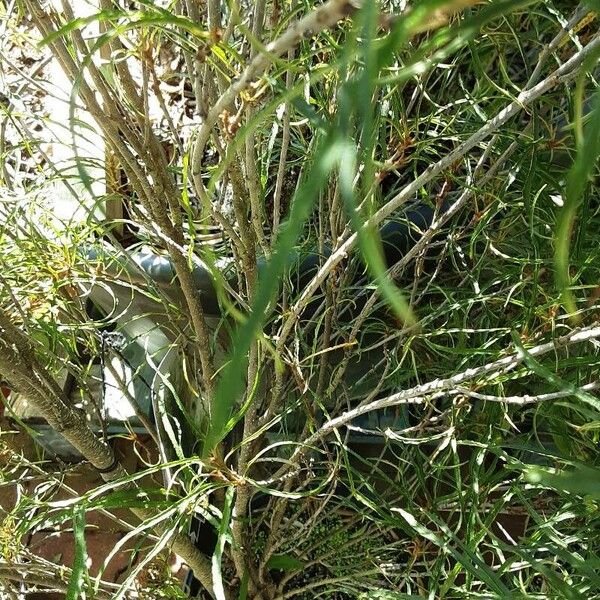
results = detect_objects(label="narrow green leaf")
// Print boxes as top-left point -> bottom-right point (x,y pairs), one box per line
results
555,63 -> 600,315
212,486 -> 235,600
526,464 -> 600,499
266,554 -> 304,571
66,507 -> 88,600
393,507 -> 511,596
511,332 -> 600,413
39,8 -> 208,48
238,569 -> 249,600
336,2 -> 416,325
359,592 -> 428,600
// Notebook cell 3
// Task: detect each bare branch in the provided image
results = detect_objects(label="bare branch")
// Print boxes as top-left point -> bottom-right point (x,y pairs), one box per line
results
456,382 -> 600,405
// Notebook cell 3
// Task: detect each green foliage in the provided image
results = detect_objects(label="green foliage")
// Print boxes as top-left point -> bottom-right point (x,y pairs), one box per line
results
555,62 -> 600,315
266,554 -> 304,572
1,0 -> 600,598
66,507 -> 89,600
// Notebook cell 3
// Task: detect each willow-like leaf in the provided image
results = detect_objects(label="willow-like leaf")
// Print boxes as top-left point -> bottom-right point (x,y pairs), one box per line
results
65,507 -> 88,600
555,72 -> 600,316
